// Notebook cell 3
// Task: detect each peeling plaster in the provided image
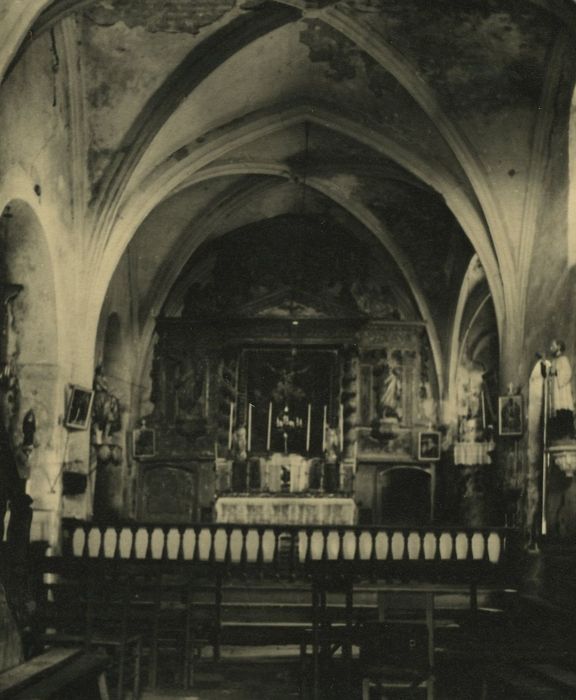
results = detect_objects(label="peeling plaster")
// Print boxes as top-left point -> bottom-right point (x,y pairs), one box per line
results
85,0 -> 235,35
341,0 -> 557,113
300,18 -> 400,99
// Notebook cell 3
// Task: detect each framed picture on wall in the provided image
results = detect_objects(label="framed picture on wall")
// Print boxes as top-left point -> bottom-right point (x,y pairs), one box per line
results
417,430 -> 441,461
65,386 -> 95,430
132,425 -> 156,459
498,395 -> 523,436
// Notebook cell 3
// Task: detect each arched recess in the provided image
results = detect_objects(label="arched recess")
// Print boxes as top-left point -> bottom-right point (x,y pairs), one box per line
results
448,256 -> 499,438
0,199 -> 60,517
90,310 -> 130,521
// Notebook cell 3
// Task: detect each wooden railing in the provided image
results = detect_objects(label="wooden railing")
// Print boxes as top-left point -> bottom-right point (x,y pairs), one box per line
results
60,520 -> 518,581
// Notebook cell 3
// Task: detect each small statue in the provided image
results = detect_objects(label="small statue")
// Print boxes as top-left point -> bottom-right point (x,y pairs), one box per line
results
379,364 -> 402,420
231,426 -> 248,462
92,365 -> 121,444
324,426 -> 340,463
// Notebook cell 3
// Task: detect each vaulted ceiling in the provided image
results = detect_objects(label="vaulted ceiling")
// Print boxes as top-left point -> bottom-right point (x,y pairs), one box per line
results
4,0 -> 573,388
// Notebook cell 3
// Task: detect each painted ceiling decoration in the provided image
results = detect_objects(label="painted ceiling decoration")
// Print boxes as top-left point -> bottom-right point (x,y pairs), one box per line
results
178,216 -> 409,321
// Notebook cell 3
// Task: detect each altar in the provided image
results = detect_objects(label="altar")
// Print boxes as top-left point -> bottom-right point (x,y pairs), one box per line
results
221,453 -> 345,494
214,495 -> 357,525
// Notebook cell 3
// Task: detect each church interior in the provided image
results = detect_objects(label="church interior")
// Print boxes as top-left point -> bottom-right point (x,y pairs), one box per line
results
2,0 -> 576,698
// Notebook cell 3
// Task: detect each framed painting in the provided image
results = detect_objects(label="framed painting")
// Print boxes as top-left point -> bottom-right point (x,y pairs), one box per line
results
132,425 -> 156,459
65,386 -> 94,430
417,430 -> 441,461
498,395 -> 523,436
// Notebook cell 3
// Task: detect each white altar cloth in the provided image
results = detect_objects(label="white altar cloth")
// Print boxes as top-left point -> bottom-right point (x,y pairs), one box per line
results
214,496 -> 357,525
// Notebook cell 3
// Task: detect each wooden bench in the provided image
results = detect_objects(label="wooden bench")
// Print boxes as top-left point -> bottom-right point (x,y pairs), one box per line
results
34,571 -> 143,699
0,647 -> 109,699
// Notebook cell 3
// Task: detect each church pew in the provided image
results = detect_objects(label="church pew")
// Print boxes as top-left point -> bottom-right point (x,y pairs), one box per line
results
0,647 -> 109,700
30,570 -> 143,700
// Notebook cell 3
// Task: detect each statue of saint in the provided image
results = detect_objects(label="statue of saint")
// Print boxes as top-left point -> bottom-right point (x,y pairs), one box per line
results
92,365 -> 121,444
232,426 -> 248,462
324,426 -> 340,463
547,339 -> 575,441
379,365 -> 402,420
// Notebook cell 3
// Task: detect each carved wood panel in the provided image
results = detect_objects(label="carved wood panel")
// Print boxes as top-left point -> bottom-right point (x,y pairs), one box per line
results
139,464 -> 198,522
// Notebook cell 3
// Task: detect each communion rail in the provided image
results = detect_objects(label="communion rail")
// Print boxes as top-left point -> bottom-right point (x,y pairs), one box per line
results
59,520 -> 519,583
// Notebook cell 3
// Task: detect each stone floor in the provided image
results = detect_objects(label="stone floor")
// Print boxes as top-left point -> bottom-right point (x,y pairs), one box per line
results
137,644 -> 478,699
141,647 -> 302,700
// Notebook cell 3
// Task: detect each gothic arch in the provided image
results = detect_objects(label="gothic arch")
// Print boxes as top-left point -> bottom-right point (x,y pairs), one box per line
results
90,105 -> 505,340
0,198 -> 60,509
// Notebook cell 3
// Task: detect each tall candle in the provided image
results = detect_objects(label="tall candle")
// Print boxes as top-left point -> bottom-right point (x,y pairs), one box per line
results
247,403 -> 253,452
322,405 -> 327,451
306,403 -> 312,452
339,404 -> 344,451
228,401 -> 234,449
266,401 -> 272,451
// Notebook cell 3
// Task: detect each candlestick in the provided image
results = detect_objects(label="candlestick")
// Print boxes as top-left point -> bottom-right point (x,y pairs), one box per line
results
322,405 -> 327,451
339,403 -> 344,452
306,403 -> 311,452
228,401 -> 234,449
266,401 -> 272,451
247,403 -> 253,452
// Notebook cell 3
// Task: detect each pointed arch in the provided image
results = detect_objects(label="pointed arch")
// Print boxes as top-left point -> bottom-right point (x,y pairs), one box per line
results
90,104 -> 505,342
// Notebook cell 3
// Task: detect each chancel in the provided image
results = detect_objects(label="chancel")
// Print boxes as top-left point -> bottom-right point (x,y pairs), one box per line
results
2,2 -> 576,699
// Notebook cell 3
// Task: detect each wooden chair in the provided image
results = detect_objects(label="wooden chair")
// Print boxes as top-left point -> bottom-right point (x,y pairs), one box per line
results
146,573 -> 205,691
35,570 -> 142,700
299,578 -> 356,700
358,592 -> 436,700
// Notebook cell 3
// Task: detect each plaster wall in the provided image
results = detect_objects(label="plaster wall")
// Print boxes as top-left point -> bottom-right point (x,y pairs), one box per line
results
0,31 -> 92,379
82,18 -> 198,185
456,107 -> 537,252
0,34 -> 95,543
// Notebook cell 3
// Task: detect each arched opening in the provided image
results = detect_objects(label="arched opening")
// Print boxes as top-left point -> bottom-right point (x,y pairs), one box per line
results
379,466 -> 432,526
450,258 -> 500,526
91,312 -> 127,521
0,199 -> 59,537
